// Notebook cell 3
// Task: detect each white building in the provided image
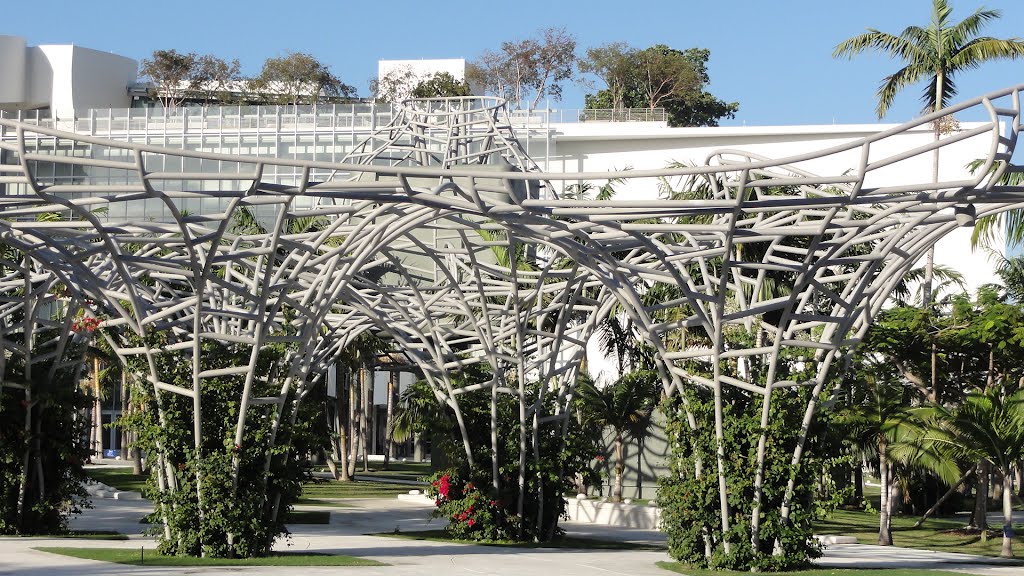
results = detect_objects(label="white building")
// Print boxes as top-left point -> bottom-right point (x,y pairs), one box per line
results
0,36 -> 137,121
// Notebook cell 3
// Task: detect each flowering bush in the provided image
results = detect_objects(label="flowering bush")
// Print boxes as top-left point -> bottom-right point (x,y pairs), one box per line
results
426,468 -> 520,541
71,316 -> 102,333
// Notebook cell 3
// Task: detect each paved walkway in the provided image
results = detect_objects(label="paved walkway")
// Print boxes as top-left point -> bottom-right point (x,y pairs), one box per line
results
0,496 -> 1020,575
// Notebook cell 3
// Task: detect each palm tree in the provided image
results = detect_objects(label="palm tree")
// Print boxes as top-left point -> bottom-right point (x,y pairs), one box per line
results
833,0 -> 1024,119
835,377 -> 915,546
834,0 -> 1024,304
915,387 -> 1024,558
575,369 -> 660,502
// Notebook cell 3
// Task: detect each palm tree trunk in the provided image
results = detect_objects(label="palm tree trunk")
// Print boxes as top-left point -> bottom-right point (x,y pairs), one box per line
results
1001,468 -> 1015,558
384,371 -> 396,470
332,368 -> 350,481
93,358 -> 102,459
972,461 -> 990,535
914,468 -> 974,527
360,364 -> 370,473
613,432 -> 624,503
878,438 -> 893,546
347,370 -> 359,478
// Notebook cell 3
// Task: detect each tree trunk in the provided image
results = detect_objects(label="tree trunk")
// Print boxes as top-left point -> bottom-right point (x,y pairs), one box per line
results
360,364 -> 371,473
334,378 -> 350,481
612,432 -> 624,503
854,463 -> 864,503
413,432 -> 423,462
915,468 -> 974,527
1001,468 -> 1015,558
93,357 -> 102,459
384,371 -> 396,470
1016,463 -> 1023,499
878,439 -> 893,546
119,369 -> 128,460
972,461 -> 990,535
347,370 -> 359,478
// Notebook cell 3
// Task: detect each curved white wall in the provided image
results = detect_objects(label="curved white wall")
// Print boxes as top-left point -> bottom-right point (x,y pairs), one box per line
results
0,36 -> 28,105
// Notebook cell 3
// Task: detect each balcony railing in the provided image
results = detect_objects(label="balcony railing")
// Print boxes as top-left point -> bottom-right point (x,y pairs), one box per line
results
0,104 -> 669,136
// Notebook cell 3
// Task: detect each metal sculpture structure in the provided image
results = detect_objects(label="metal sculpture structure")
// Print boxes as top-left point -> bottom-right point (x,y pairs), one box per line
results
0,87 -> 1022,556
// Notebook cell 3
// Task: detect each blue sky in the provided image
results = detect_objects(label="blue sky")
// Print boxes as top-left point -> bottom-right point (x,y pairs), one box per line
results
6,0 -> 1024,126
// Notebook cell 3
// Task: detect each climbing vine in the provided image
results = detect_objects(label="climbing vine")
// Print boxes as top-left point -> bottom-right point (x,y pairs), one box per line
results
119,337 -> 327,557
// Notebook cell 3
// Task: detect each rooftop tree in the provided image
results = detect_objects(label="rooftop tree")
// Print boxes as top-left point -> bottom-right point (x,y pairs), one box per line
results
252,52 -> 355,105
468,26 -> 577,109
581,45 -> 738,127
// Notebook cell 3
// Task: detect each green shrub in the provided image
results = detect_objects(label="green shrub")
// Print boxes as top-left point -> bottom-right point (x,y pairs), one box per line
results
0,339 -> 91,535
659,384 -> 849,571
120,338 -> 325,557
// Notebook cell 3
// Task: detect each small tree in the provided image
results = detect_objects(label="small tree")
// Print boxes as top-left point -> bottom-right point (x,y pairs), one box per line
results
581,44 -> 738,127
140,50 -> 198,108
575,370 -> 659,502
192,55 -> 241,104
411,72 -> 471,99
578,43 -> 636,111
917,388 -> 1024,558
370,64 -> 416,103
634,45 -> 700,111
254,52 -> 355,105
468,27 -> 577,109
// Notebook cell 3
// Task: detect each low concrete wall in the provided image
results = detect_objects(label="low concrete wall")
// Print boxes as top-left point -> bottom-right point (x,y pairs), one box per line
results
563,496 -> 661,530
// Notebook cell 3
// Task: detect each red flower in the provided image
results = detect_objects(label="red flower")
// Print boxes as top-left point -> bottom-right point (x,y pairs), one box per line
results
595,454 -> 605,462
467,519 -> 476,527
465,481 -> 475,491
489,500 -> 497,507
437,474 -> 451,499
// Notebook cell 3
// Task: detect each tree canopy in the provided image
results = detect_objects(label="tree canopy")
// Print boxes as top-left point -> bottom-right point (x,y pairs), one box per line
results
467,26 -> 577,109
251,52 -> 356,105
140,50 -> 242,108
580,44 -> 738,127
411,72 -> 472,99
834,0 -> 1024,118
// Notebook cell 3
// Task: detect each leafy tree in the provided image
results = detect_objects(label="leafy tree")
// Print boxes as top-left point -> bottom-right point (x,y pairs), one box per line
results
140,50 -> 198,108
578,43 -> 636,111
191,55 -> 242,104
581,45 -> 738,127
411,72 -> 471,98
252,52 -> 355,105
468,27 -> 577,109
140,51 -> 242,107
575,370 -> 660,502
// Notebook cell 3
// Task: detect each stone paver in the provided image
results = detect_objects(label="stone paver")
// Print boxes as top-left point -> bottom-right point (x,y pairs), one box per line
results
0,496 -> 1020,576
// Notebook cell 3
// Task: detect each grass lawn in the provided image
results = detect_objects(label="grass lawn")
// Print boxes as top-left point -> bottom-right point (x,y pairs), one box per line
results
83,468 -> 147,493
815,508 -> 1024,559
658,563 -> 970,576
374,529 -> 664,550
34,547 -> 386,566
351,461 -> 431,478
294,497 -> 353,508
302,478 -> 417,499
2,530 -> 127,541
